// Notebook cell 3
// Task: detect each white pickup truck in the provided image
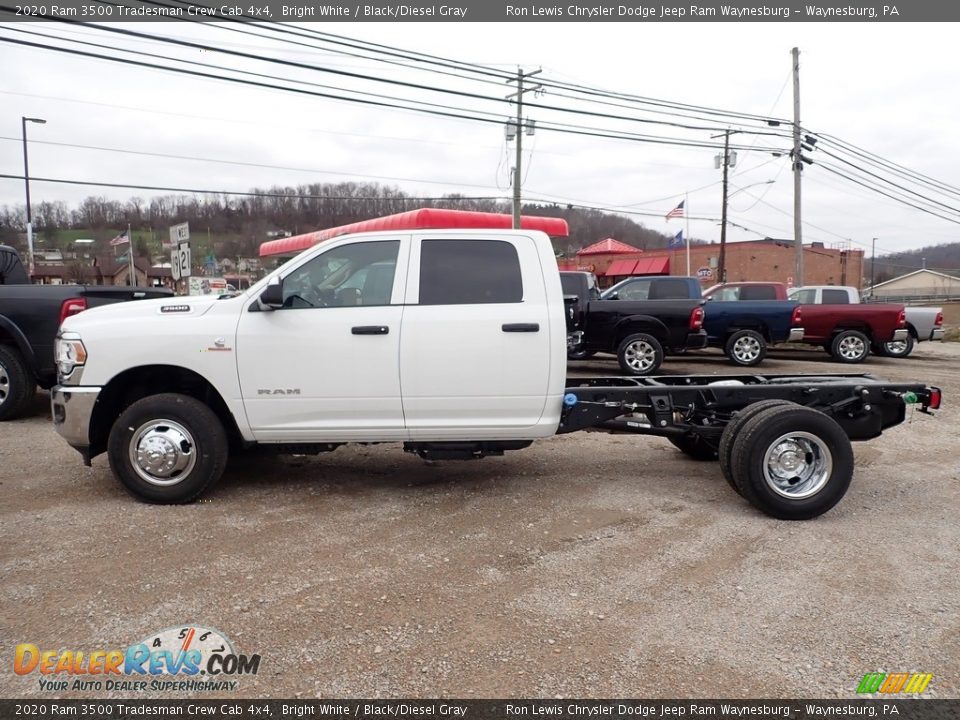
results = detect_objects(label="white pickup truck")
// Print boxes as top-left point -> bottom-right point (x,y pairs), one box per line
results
789,285 -> 944,358
51,229 -> 941,520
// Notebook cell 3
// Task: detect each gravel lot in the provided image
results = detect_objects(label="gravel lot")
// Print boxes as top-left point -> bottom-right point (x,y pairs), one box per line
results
2,343 -> 958,699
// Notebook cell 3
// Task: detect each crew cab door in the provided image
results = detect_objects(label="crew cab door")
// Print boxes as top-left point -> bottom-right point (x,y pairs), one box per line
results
236,237 -> 408,442
399,234 -> 553,438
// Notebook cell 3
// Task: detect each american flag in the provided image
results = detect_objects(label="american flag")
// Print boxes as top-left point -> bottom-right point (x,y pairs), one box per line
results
109,230 -> 130,246
665,200 -> 685,221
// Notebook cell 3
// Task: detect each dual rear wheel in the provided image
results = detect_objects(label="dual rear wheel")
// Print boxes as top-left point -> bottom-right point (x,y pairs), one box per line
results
671,401 -> 854,520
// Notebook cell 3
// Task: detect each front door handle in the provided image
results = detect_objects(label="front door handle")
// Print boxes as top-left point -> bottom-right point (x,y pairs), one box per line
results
351,325 -> 389,335
502,323 -> 540,333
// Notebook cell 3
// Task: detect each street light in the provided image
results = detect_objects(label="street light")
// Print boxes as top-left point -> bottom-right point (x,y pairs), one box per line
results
22,116 -> 47,280
728,180 -> 776,201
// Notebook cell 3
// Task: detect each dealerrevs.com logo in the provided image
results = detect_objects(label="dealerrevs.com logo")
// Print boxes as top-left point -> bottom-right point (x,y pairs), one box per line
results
857,672 -> 933,695
14,625 -> 261,693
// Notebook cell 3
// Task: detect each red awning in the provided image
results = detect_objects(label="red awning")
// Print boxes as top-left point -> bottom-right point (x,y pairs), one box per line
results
633,257 -> 670,275
605,259 -> 639,276
602,257 -> 670,277
260,208 -> 570,257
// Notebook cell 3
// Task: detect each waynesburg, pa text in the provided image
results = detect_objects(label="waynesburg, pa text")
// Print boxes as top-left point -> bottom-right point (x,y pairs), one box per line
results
504,4 -> 897,19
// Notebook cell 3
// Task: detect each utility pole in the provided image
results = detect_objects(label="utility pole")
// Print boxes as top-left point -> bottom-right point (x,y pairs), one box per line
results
506,67 -> 541,229
791,47 -> 804,287
718,130 -> 732,283
871,237 -> 876,290
21,116 -> 47,280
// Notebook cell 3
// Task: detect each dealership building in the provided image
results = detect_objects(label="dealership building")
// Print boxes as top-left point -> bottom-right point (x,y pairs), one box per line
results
559,237 -> 865,289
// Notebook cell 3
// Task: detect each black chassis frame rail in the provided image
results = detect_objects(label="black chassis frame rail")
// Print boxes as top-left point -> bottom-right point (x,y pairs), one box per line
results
558,373 -> 939,442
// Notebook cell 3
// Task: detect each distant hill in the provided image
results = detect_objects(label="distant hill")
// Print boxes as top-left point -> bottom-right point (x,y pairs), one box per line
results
869,242 -> 960,285
0,184 -> 693,262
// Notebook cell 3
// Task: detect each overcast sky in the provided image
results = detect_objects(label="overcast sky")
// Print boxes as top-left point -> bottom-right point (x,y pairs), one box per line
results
2,20 -> 959,260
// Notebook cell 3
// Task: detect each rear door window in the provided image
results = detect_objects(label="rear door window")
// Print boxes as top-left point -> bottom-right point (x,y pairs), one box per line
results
419,239 -> 523,304
822,289 -> 850,304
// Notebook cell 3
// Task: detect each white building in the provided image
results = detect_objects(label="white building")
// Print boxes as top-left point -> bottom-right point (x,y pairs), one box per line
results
866,269 -> 960,300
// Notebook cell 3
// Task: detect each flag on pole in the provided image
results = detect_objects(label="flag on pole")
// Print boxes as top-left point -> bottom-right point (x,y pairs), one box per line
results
109,230 -> 130,246
665,200 -> 685,221
669,230 -> 684,249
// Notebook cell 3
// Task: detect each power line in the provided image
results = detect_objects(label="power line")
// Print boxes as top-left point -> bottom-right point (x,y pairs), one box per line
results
816,164 -> 960,226
814,132 -> 960,198
0,136 -> 509,192
0,31 -> 785,154
0,172 -> 506,201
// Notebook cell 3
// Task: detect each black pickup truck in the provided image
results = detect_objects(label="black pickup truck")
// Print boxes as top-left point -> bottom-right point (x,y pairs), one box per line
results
0,245 -> 171,420
561,271 -> 707,375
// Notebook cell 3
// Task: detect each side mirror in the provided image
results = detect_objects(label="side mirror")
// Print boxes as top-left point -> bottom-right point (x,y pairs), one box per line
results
257,280 -> 283,311
607,291 -> 619,300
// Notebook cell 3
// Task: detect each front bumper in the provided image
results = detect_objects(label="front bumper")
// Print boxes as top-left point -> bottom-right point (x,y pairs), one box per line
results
891,328 -> 909,342
788,327 -> 806,342
930,328 -> 944,342
51,386 -> 101,454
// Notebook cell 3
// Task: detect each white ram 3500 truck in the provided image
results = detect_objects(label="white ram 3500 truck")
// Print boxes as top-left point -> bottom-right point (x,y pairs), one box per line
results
51,229 -> 940,520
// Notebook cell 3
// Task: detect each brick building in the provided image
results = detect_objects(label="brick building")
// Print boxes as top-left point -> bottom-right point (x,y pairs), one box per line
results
560,238 -> 864,290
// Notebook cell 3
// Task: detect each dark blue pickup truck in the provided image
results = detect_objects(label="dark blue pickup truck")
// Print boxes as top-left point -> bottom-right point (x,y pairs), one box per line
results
601,277 -> 804,366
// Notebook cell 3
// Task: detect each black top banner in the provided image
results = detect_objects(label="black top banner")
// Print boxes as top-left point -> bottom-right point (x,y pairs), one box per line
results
1,700 -> 959,720
0,0 -> 954,22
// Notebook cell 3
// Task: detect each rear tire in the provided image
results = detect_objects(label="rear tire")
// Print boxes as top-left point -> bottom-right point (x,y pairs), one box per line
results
724,329 -> 767,367
667,433 -> 719,461
616,333 -> 664,376
830,330 -> 870,363
0,345 -> 35,422
718,400 -> 796,495
881,334 -> 915,358
108,393 -> 229,504
729,405 -> 854,520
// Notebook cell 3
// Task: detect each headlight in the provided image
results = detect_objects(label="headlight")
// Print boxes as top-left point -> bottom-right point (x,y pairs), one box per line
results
56,332 -> 87,377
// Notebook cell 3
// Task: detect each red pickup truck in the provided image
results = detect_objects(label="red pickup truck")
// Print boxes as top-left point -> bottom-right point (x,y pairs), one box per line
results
704,282 -> 907,363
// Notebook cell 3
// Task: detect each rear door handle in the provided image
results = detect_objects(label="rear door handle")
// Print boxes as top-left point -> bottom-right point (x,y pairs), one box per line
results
502,323 -> 540,333
351,325 -> 389,335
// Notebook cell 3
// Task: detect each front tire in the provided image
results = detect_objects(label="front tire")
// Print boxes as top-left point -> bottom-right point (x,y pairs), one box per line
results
729,405 -> 854,520
0,345 -> 35,421
724,329 -> 767,367
830,330 -> 870,363
567,347 -> 597,360
616,333 -> 664,376
108,393 -> 229,503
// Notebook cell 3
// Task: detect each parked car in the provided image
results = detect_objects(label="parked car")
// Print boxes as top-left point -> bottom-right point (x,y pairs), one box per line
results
701,280 -> 908,363
561,271 -> 707,374
599,277 -> 804,366
0,245 -> 172,420
789,285 -> 944,358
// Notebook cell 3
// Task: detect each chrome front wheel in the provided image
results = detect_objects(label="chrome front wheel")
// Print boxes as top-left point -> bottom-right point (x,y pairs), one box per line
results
128,419 -> 197,486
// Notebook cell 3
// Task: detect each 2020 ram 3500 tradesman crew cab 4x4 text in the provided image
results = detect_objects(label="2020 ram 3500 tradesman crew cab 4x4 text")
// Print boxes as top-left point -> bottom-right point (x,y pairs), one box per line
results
51,229 -> 940,520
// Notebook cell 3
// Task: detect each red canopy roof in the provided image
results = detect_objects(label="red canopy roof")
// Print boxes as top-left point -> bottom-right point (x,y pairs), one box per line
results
602,257 -> 670,277
605,259 -> 638,276
577,238 -> 642,256
259,208 -> 569,258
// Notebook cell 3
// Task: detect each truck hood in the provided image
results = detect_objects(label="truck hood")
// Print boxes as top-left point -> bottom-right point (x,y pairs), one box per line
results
61,294 -> 225,333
